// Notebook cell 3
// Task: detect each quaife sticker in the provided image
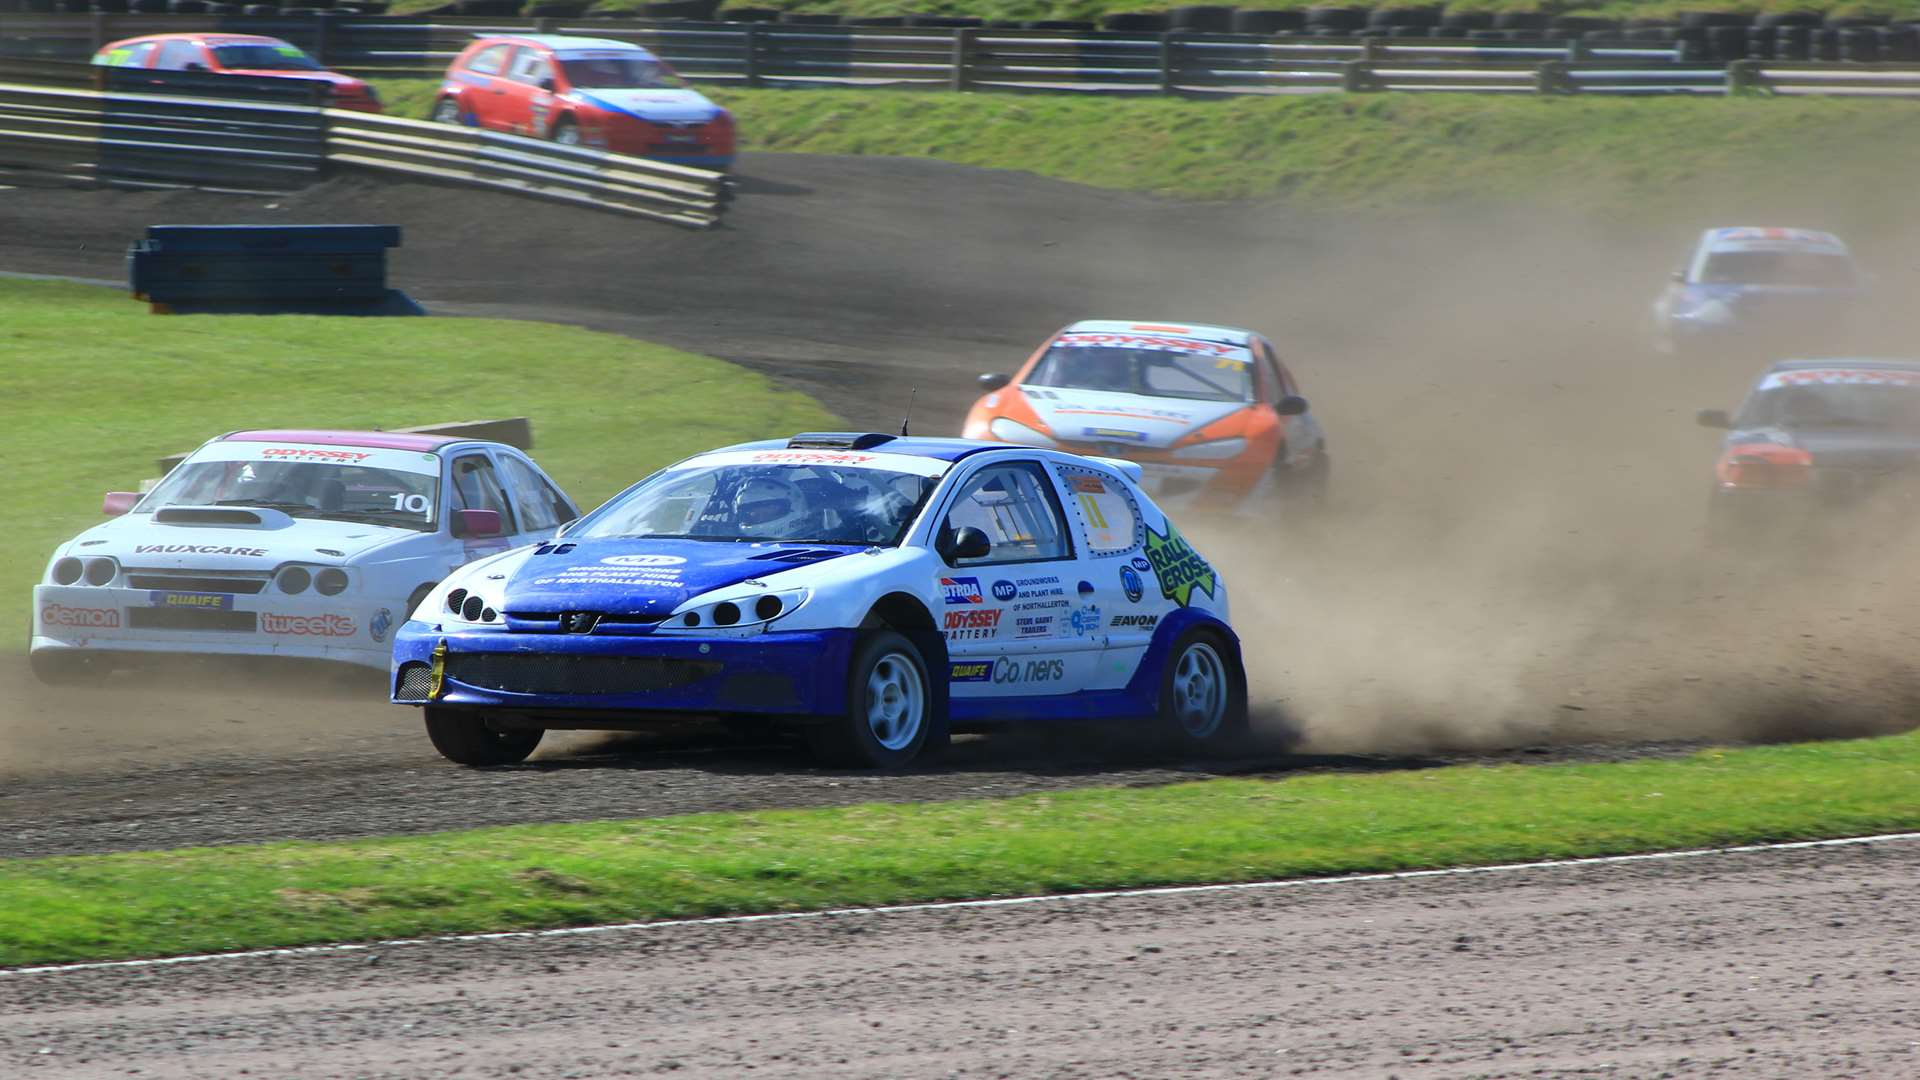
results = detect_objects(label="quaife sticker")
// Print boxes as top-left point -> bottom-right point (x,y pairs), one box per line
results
950,661 -> 993,683
1143,524 -> 1217,606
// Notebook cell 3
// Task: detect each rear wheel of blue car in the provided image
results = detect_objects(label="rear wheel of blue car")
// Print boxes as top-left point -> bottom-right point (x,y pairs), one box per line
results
424,707 -> 543,767
810,630 -> 932,769
1160,630 -> 1248,751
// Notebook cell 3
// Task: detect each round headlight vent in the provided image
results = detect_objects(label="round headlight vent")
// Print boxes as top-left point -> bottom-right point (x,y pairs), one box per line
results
84,558 -> 116,587
52,558 -> 83,586
712,601 -> 740,627
446,588 -> 467,613
754,594 -> 783,621
278,566 -> 311,594
315,568 -> 348,596
462,594 -> 484,621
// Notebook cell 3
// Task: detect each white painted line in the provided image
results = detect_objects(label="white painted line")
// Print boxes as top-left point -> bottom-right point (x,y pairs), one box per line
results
7,829 -> 1920,979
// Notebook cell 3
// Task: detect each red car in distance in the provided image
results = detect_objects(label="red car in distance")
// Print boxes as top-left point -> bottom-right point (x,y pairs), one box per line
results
91,33 -> 383,113
433,34 -> 734,171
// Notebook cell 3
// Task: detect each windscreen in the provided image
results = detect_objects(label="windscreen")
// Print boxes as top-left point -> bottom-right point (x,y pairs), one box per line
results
142,444 -> 441,532
1028,342 -> 1253,403
213,44 -> 323,71
575,460 -> 938,546
1699,251 -> 1856,288
558,54 -> 683,89
1741,381 -> 1920,431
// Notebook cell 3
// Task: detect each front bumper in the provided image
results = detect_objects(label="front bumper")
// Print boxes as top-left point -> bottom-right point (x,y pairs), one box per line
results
389,621 -> 855,718
30,585 -> 396,669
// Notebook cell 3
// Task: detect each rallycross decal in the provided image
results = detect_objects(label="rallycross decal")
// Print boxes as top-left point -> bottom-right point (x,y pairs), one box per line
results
1143,524 -> 1217,606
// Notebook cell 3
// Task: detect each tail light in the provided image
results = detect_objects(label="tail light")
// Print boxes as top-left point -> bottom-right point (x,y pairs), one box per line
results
1717,444 -> 1813,488
709,108 -> 735,153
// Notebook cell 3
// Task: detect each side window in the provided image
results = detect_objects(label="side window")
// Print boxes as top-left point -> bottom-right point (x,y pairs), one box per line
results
941,462 -> 1071,565
1054,465 -> 1142,556
499,456 -> 573,532
465,44 -> 513,76
508,49 -> 552,86
98,41 -> 158,67
154,40 -> 205,70
450,455 -> 518,533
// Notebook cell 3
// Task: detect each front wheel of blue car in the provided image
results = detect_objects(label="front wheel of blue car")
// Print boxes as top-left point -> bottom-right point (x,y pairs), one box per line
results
809,630 -> 933,769
424,707 -> 543,767
1160,630 -> 1248,751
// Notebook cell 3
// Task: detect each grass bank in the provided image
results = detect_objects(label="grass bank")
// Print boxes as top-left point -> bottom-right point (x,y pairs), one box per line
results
372,81 -> 1920,222
0,278 -> 837,640
4,732 -> 1918,967
389,1 -> 1920,23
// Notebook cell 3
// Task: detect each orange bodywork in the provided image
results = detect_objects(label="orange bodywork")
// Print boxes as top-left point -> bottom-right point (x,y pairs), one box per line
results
962,325 -> 1295,504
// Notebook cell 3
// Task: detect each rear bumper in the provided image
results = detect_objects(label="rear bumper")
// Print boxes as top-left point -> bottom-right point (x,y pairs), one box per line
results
389,621 -> 855,717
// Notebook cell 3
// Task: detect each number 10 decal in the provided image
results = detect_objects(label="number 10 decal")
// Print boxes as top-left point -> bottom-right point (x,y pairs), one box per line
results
389,493 -> 432,515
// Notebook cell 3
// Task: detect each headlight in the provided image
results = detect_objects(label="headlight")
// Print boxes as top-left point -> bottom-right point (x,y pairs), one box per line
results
661,589 -> 810,633
1171,437 -> 1247,462
315,568 -> 350,596
277,566 -> 312,594
51,557 -> 84,585
84,557 -> 119,586
989,418 -> 1058,448
442,587 -> 501,624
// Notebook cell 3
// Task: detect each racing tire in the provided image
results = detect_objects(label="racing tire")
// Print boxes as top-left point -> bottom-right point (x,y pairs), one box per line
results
431,97 -> 461,126
1158,628 -> 1248,753
424,707 -> 543,767
808,630 -> 933,769
28,649 -> 95,687
551,118 -> 581,146
405,584 -> 436,620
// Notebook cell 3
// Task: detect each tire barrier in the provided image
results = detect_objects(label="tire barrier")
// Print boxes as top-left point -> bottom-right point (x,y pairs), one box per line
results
127,223 -> 425,314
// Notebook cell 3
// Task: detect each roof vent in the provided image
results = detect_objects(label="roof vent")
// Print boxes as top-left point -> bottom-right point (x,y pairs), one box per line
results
785,432 -> 898,450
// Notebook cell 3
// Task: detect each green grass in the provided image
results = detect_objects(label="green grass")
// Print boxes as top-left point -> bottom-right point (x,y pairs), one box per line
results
371,80 -> 1920,224
4,732 -> 1918,966
0,278 -> 837,642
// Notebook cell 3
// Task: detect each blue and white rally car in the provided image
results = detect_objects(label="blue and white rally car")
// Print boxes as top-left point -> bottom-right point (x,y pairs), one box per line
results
1652,227 -> 1868,358
392,433 -> 1245,769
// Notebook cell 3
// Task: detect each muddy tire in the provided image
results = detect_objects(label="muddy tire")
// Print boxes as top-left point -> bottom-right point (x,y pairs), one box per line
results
551,118 -> 581,146
424,707 -> 542,766
432,97 -> 461,125
808,630 -> 933,769
1159,628 -> 1248,751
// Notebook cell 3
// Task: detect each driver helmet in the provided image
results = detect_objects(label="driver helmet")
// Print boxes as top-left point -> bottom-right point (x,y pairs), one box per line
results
732,474 -> 811,538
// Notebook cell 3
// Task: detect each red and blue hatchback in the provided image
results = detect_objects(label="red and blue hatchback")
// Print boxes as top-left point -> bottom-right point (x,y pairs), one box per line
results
91,33 -> 383,113
434,34 -> 734,171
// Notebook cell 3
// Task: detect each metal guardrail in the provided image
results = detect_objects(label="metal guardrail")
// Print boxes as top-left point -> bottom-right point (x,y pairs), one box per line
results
1731,59 -> 1920,96
0,62 -> 730,226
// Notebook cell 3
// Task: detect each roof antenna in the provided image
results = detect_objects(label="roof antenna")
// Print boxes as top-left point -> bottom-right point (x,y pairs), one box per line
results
900,387 -> 917,437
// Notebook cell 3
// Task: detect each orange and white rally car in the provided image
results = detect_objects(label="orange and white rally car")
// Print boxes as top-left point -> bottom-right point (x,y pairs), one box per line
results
962,320 -> 1328,514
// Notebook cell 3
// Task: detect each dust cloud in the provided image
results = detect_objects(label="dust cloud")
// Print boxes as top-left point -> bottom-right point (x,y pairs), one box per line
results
1187,211 -> 1920,755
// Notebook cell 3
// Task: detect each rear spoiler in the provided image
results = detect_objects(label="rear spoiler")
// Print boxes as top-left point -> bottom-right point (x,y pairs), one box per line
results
143,417 -> 534,491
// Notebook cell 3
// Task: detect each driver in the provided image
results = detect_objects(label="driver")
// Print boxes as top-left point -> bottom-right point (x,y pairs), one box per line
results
730,473 -> 822,539
1053,348 -> 1134,393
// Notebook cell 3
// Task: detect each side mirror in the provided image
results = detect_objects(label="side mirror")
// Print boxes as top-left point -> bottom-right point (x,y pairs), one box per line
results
103,491 -> 138,516
554,518 -> 577,538
1696,408 -> 1732,429
977,372 -> 1011,392
451,508 -> 504,539
1277,395 -> 1309,417
539,76 -> 556,92
938,525 -> 992,563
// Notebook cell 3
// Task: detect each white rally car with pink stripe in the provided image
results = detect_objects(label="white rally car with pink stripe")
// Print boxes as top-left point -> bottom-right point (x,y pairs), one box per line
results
29,429 -> 577,683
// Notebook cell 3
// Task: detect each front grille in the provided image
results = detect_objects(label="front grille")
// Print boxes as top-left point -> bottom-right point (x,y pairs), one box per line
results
395,662 -> 433,702
127,608 -> 258,632
127,572 -> 269,595
445,653 -> 722,695
502,612 -> 671,634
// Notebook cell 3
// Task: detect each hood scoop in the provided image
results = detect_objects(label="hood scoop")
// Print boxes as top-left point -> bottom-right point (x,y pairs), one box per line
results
534,542 -> 578,556
748,548 -> 845,564
154,507 -> 265,526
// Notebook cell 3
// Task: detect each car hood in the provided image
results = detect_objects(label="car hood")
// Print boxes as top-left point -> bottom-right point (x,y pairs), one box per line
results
571,88 -> 721,123
500,538 -> 862,616
70,511 -> 419,567
1020,388 -> 1249,450
1731,427 -> 1920,469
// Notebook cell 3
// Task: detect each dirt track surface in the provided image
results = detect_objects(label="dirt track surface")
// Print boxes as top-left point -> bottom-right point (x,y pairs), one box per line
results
6,153 -> 1920,858
7,836 -> 1919,1077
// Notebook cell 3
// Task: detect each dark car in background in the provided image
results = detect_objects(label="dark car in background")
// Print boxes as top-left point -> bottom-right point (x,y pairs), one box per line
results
1697,358 -> 1920,545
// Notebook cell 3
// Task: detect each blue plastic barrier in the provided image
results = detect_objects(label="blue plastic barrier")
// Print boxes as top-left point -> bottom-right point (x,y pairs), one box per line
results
126,224 -> 424,316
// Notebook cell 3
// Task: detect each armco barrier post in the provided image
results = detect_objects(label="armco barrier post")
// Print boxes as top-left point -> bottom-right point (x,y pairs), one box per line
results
1727,59 -> 1759,94
1340,59 -> 1375,92
1535,59 -> 1573,94
1160,31 -> 1177,93
951,26 -> 974,91
745,23 -> 762,88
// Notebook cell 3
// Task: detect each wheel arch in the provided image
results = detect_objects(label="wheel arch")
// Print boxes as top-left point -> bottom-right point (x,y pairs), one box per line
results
859,591 -> 949,728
